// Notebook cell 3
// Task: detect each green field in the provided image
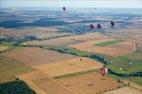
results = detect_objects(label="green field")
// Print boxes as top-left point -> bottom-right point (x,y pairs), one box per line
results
107,52 -> 142,74
0,55 -> 34,83
95,40 -> 123,46
107,52 -> 142,86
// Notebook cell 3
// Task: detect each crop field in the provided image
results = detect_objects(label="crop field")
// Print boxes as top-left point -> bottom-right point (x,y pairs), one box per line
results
1,7 -> 142,94
27,37 -> 83,47
33,57 -> 103,77
0,42 -> 14,52
17,71 -> 75,94
2,47 -> 75,66
64,32 -> 102,42
104,86 -> 142,94
0,55 -> 34,83
107,52 -> 142,86
0,46 -> 9,52
107,52 -> 142,74
95,40 -> 123,47
0,28 -> 73,40
70,39 -> 135,57
56,72 -> 121,94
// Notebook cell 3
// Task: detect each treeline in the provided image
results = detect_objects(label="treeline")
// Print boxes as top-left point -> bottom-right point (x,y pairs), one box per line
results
0,80 -> 36,94
49,47 -> 142,77
49,47 -> 111,64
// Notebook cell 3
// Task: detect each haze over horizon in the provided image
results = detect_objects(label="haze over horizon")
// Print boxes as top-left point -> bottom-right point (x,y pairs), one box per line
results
1,0 -> 142,8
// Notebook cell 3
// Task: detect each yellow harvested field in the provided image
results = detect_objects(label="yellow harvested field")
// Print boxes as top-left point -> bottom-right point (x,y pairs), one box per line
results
17,71 -> 75,94
33,57 -> 103,77
57,72 -> 120,94
70,39 -> 135,57
2,47 -> 75,66
0,46 -> 9,52
104,86 -> 142,94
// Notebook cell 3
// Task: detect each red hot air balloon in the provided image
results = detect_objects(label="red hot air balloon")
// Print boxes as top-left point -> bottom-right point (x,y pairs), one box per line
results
100,66 -> 108,77
89,24 -> 95,30
97,24 -> 102,29
111,21 -> 115,28
62,7 -> 66,11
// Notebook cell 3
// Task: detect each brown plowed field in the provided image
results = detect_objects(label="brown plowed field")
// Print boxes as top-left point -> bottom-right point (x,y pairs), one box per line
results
2,47 -> 75,66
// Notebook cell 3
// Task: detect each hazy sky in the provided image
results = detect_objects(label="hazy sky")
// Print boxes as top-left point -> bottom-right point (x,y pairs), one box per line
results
1,0 -> 142,8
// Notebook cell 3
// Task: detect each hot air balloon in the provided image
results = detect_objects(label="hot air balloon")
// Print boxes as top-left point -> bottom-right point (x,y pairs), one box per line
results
111,21 -> 115,28
89,24 -> 95,30
97,24 -> 102,29
62,7 -> 66,11
100,66 -> 108,77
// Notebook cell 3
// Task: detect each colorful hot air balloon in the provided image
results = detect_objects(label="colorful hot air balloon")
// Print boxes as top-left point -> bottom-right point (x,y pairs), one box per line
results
62,7 -> 66,11
89,24 -> 95,30
111,21 -> 115,28
97,24 -> 102,29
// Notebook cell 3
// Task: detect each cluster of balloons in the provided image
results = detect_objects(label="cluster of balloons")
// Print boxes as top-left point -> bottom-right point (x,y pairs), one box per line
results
62,7 -> 115,30
89,22 -> 115,30
89,24 -> 102,30
62,6 -> 112,77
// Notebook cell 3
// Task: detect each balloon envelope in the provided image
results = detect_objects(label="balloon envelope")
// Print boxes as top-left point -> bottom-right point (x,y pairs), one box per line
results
90,24 -> 95,29
97,24 -> 102,29
111,21 -> 115,26
62,7 -> 66,11
100,67 -> 108,76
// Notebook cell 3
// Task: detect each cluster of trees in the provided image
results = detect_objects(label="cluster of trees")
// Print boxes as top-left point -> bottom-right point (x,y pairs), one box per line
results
0,80 -> 36,94
108,69 -> 142,77
24,35 -> 37,40
0,36 -> 14,43
0,34 -> 37,46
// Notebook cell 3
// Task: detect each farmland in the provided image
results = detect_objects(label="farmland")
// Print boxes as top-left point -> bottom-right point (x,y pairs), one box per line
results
0,55 -> 34,83
95,39 -> 123,47
70,39 -> 136,57
107,52 -> 142,74
56,72 -> 121,94
2,47 -> 75,66
33,57 -> 103,77
17,71 -> 75,94
0,7 -> 142,94
26,37 -> 83,47
104,86 -> 142,94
